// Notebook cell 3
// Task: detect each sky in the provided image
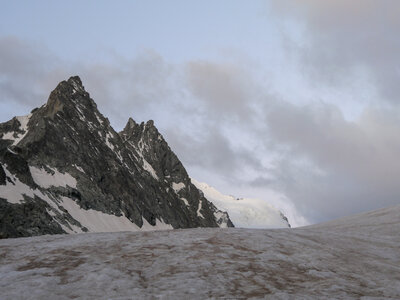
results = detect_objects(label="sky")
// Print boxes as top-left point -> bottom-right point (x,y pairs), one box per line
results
1,0 -> 400,226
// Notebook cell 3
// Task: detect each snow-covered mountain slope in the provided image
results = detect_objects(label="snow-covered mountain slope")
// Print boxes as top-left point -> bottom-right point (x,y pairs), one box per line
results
192,179 -> 290,228
0,76 -> 232,238
306,204 -> 400,237
0,205 -> 399,299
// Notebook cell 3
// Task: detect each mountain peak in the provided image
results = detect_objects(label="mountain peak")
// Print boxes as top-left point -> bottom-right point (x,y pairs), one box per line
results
120,117 -> 139,140
127,117 -> 138,129
146,120 -> 154,127
67,75 -> 83,87
44,75 -> 94,119
51,75 -> 86,96
66,76 -> 86,94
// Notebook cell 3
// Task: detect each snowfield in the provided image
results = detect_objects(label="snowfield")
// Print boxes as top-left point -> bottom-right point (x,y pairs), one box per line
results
1,205 -> 399,299
193,179 -> 291,228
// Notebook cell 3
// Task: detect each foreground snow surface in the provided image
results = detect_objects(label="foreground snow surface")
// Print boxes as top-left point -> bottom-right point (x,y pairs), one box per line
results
1,206 -> 400,299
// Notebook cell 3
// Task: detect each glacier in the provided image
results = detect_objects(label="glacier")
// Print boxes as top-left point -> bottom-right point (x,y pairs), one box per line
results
0,204 -> 399,299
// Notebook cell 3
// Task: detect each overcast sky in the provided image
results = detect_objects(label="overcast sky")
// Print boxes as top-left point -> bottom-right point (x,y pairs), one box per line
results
1,0 -> 400,226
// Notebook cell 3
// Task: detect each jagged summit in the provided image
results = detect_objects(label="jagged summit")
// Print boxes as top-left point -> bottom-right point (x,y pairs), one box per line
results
48,75 -> 87,102
68,75 -> 83,87
57,75 -> 85,93
0,76 -> 233,238
126,117 -> 138,129
43,75 -> 97,121
121,118 -> 156,139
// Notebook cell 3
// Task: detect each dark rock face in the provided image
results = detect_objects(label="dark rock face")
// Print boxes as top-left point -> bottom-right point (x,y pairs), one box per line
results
0,197 -> 64,239
0,76 -> 233,238
0,164 -> 5,185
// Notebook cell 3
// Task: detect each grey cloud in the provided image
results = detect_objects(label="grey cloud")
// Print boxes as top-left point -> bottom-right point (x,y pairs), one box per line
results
0,36 -> 62,107
262,99 -> 400,222
274,0 -> 400,103
267,102 -> 400,187
72,50 -> 179,130
184,61 -> 256,121
164,124 -> 261,180
249,176 -> 274,188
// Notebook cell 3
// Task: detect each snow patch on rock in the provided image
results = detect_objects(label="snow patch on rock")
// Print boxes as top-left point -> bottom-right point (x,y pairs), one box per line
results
0,165 -> 36,204
95,113 -> 104,125
130,142 -> 158,180
142,158 -> 158,180
60,196 -> 172,233
0,165 -> 67,217
29,166 -> 77,189
196,200 -> 204,218
60,196 -> 140,233
72,164 -> 85,173
180,197 -> 189,206
172,182 -> 185,193
1,114 -> 32,146
105,132 -> 115,151
75,105 -> 86,122
141,217 -> 174,231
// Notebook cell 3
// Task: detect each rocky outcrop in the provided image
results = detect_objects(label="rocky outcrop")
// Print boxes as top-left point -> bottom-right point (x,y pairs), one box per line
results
0,76 -> 233,238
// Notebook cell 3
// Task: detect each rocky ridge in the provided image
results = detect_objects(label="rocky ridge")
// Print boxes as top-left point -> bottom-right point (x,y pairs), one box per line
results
0,76 -> 233,238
